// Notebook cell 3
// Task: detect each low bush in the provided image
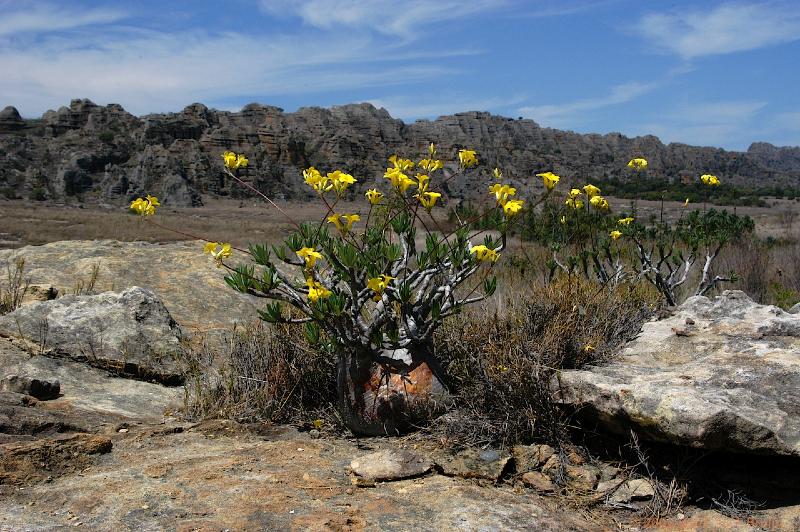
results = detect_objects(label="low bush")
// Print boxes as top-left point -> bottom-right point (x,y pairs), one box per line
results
180,321 -> 338,427
431,275 -> 658,448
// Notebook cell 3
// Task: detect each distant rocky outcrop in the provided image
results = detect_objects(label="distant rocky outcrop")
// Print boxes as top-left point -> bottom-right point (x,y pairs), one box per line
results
556,290 -> 800,457
1,99 -> 799,206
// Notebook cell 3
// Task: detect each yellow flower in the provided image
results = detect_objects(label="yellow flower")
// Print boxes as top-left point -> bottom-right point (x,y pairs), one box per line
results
610,230 -> 623,240
328,213 -> 360,234
416,191 -> 442,210
458,149 -> 478,168
590,195 -> 610,210
428,142 -> 436,156
700,174 -> 720,186
222,151 -> 248,169
470,244 -> 500,263
389,154 -> 415,171
565,197 -> 584,210
365,189 -> 384,205
304,167 -> 331,193
617,217 -> 634,226
327,170 -> 357,195
583,184 -> 601,198
627,158 -> 648,170
130,196 -> 157,216
684,198 -> 690,207
416,173 -> 430,193
493,167 -> 502,179
583,344 -> 596,353
559,215 -> 567,224
312,419 -> 324,430
536,171 -> 560,190
222,151 -> 238,169
366,274 -> 394,301
418,158 -> 443,172
204,242 -> 232,266
296,247 -> 323,268
384,167 -> 417,193
489,183 -> 516,205
502,199 -> 524,217
568,188 -> 582,199
306,278 -> 332,303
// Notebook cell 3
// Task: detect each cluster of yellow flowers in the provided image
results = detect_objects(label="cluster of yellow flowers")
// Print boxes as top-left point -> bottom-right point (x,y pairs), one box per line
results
306,278 -> 331,303
563,184 -> 609,211
296,247 -> 323,268
203,241 -> 232,267
458,149 -> 478,168
488,183 -> 525,217
627,158 -> 648,171
303,167 -> 357,195
700,173 -> 721,186
222,151 -> 249,170
129,195 -> 159,216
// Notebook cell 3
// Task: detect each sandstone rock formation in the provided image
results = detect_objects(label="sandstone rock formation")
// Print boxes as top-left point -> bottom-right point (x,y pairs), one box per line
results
2,99 -> 798,206
0,287 -> 185,384
556,290 -> 800,456
0,240 -> 260,336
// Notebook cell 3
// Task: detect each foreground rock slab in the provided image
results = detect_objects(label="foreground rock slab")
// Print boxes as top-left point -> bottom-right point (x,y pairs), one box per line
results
0,287 -> 184,384
557,291 -> 800,456
0,336 -> 183,424
0,428 -> 594,531
0,240 -> 259,336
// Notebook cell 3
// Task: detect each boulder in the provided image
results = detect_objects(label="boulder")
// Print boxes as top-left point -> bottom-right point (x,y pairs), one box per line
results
0,375 -> 60,400
436,448 -> 511,481
349,449 -> 434,481
512,443 -> 555,473
556,291 -> 800,456
596,478 -> 655,504
0,287 -> 185,384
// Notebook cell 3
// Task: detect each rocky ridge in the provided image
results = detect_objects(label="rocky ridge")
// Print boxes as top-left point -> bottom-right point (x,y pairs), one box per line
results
2,99 -> 799,206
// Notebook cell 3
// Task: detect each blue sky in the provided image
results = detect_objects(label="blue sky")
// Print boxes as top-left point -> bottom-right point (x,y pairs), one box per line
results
1,0 -> 799,150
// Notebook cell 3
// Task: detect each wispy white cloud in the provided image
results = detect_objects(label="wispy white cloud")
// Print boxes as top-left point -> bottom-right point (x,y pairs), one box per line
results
638,2 -> 800,59
634,100 -> 767,149
0,1 -> 125,36
517,82 -> 657,128
0,2 -> 479,116
258,0 -> 509,36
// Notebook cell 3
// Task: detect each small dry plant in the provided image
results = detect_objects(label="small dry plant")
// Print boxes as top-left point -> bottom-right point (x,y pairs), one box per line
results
1,256 -> 30,315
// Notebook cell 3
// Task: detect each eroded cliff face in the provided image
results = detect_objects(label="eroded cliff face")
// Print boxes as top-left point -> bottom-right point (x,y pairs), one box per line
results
2,99 -> 798,206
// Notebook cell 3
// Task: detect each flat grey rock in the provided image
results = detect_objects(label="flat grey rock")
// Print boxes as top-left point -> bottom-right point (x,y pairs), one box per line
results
556,291 -> 800,456
0,287 -> 184,384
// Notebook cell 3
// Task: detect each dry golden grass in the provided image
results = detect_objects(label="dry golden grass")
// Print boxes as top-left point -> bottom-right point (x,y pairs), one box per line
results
0,198 -> 459,249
